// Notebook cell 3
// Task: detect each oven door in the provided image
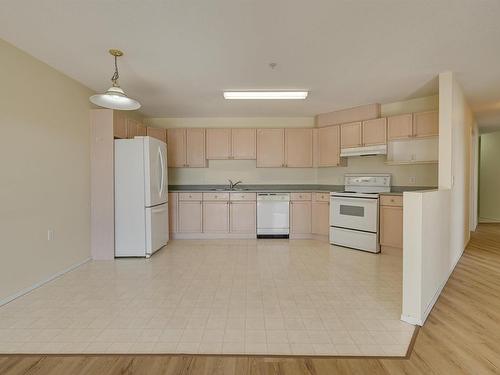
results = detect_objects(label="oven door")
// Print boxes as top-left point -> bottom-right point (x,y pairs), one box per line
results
330,196 -> 378,233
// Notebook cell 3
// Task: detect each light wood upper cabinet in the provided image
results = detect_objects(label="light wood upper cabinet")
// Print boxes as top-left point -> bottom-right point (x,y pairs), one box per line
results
206,128 -> 257,160
137,123 -> 147,136
178,200 -> 203,233
290,200 -> 312,235
230,201 -> 256,234
168,192 -> 178,234
186,128 -> 206,167
380,195 -> 403,249
413,111 -> 438,138
167,128 -> 206,167
362,118 -> 387,146
167,128 -> 187,167
147,127 -> 167,143
387,114 -> 414,140
232,128 -> 256,160
126,118 -> 138,139
203,201 -> 229,233
113,111 -> 127,139
256,129 -> 285,167
206,128 -> 231,159
340,122 -> 362,148
285,129 -> 313,168
388,111 -> 438,141
317,125 -> 341,167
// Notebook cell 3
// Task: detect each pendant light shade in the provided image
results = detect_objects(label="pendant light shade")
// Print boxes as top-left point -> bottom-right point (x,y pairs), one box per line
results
89,49 -> 141,110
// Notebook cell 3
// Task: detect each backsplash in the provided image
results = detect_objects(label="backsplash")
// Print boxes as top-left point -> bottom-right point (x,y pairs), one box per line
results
168,156 -> 438,186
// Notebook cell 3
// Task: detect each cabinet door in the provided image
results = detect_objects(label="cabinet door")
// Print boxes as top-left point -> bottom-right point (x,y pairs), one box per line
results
178,201 -> 202,233
113,111 -> 127,139
230,201 -> 256,234
147,127 -> 167,143
232,128 -> 256,159
362,118 -> 387,146
290,200 -> 312,234
256,129 -> 285,167
206,128 -> 231,159
126,118 -> 138,139
380,205 -> 403,248
285,128 -> 313,167
413,111 -> 438,138
387,114 -> 413,140
167,129 -> 187,167
137,123 -> 147,136
186,128 -> 206,167
318,126 -> 340,167
203,201 -> 229,233
311,201 -> 329,236
168,192 -> 178,233
340,122 -> 362,148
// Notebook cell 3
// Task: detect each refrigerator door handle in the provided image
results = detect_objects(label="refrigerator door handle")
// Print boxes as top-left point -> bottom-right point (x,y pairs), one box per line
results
158,147 -> 165,198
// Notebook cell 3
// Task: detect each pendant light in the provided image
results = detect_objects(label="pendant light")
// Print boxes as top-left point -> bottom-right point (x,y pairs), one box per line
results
89,49 -> 141,110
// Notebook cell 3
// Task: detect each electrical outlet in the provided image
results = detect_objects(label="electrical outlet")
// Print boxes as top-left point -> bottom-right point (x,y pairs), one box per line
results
47,229 -> 54,241
409,176 -> 416,184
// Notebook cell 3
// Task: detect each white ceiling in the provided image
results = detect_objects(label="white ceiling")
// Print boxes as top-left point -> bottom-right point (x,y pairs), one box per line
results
1,0 -> 500,128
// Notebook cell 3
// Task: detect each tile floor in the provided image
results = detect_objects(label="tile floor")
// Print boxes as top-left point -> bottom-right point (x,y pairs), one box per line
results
0,239 -> 414,356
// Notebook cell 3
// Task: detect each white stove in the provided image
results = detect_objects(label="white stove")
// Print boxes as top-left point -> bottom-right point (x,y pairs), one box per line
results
329,174 -> 391,253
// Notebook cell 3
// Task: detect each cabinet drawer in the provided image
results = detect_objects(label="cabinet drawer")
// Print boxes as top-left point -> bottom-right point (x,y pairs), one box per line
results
230,192 -> 257,201
314,192 -> 330,202
202,192 -> 229,201
179,192 -> 203,201
291,192 -> 312,201
380,195 -> 403,207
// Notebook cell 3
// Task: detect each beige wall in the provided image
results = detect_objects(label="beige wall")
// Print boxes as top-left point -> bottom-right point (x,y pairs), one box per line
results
479,131 -> 500,222
150,96 -> 438,186
0,39 -> 93,302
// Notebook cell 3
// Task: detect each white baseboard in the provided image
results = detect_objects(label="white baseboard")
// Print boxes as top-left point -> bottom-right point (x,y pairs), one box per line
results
401,247 -> 464,327
0,257 -> 91,307
400,314 -> 422,326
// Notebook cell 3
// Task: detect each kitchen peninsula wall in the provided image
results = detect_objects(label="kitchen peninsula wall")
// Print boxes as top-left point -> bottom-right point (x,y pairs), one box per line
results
148,95 -> 438,187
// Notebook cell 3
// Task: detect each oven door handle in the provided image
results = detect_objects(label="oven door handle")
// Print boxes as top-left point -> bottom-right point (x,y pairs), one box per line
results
331,197 -> 378,202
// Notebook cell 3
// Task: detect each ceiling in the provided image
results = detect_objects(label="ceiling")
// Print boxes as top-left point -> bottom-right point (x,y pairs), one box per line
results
1,0 -> 500,129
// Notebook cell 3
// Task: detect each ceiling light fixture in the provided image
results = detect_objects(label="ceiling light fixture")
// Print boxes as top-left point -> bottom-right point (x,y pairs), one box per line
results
89,49 -> 141,110
223,91 -> 308,100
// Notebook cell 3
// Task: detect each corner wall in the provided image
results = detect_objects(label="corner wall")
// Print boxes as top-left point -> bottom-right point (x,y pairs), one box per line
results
402,72 -> 475,325
0,39 -> 93,303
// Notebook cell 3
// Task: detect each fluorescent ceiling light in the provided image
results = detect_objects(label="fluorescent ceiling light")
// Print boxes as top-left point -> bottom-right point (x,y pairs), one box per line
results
223,91 -> 308,100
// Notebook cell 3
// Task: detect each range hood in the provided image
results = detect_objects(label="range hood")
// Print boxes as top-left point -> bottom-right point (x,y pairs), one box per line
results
340,144 -> 387,157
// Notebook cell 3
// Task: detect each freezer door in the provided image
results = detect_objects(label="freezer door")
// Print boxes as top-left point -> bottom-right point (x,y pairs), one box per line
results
145,203 -> 169,256
144,136 -> 168,207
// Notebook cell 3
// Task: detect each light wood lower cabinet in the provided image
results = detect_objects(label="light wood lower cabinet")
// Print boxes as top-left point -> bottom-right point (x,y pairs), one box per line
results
178,200 -> 203,233
311,201 -> 329,236
230,201 -> 256,234
168,193 -> 178,234
203,201 -> 230,233
380,195 -> 403,249
290,200 -> 312,236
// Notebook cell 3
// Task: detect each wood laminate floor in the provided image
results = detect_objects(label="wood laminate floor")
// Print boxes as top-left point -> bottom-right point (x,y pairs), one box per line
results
0,224 -> 499,375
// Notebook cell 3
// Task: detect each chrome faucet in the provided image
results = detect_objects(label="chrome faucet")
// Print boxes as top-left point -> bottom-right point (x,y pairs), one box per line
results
228,179 -> 242,190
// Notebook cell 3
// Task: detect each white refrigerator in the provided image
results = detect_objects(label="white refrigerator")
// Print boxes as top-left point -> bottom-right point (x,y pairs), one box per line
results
114,136 -> 169,257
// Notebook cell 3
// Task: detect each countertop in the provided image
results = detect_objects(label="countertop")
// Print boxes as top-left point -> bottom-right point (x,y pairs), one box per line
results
169,184 -> 436,194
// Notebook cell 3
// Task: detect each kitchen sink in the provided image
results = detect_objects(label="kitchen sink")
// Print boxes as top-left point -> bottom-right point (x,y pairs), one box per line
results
211,188 -> 250,191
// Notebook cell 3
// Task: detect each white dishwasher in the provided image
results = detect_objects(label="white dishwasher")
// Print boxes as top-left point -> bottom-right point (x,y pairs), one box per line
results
257,193 -> 290,238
